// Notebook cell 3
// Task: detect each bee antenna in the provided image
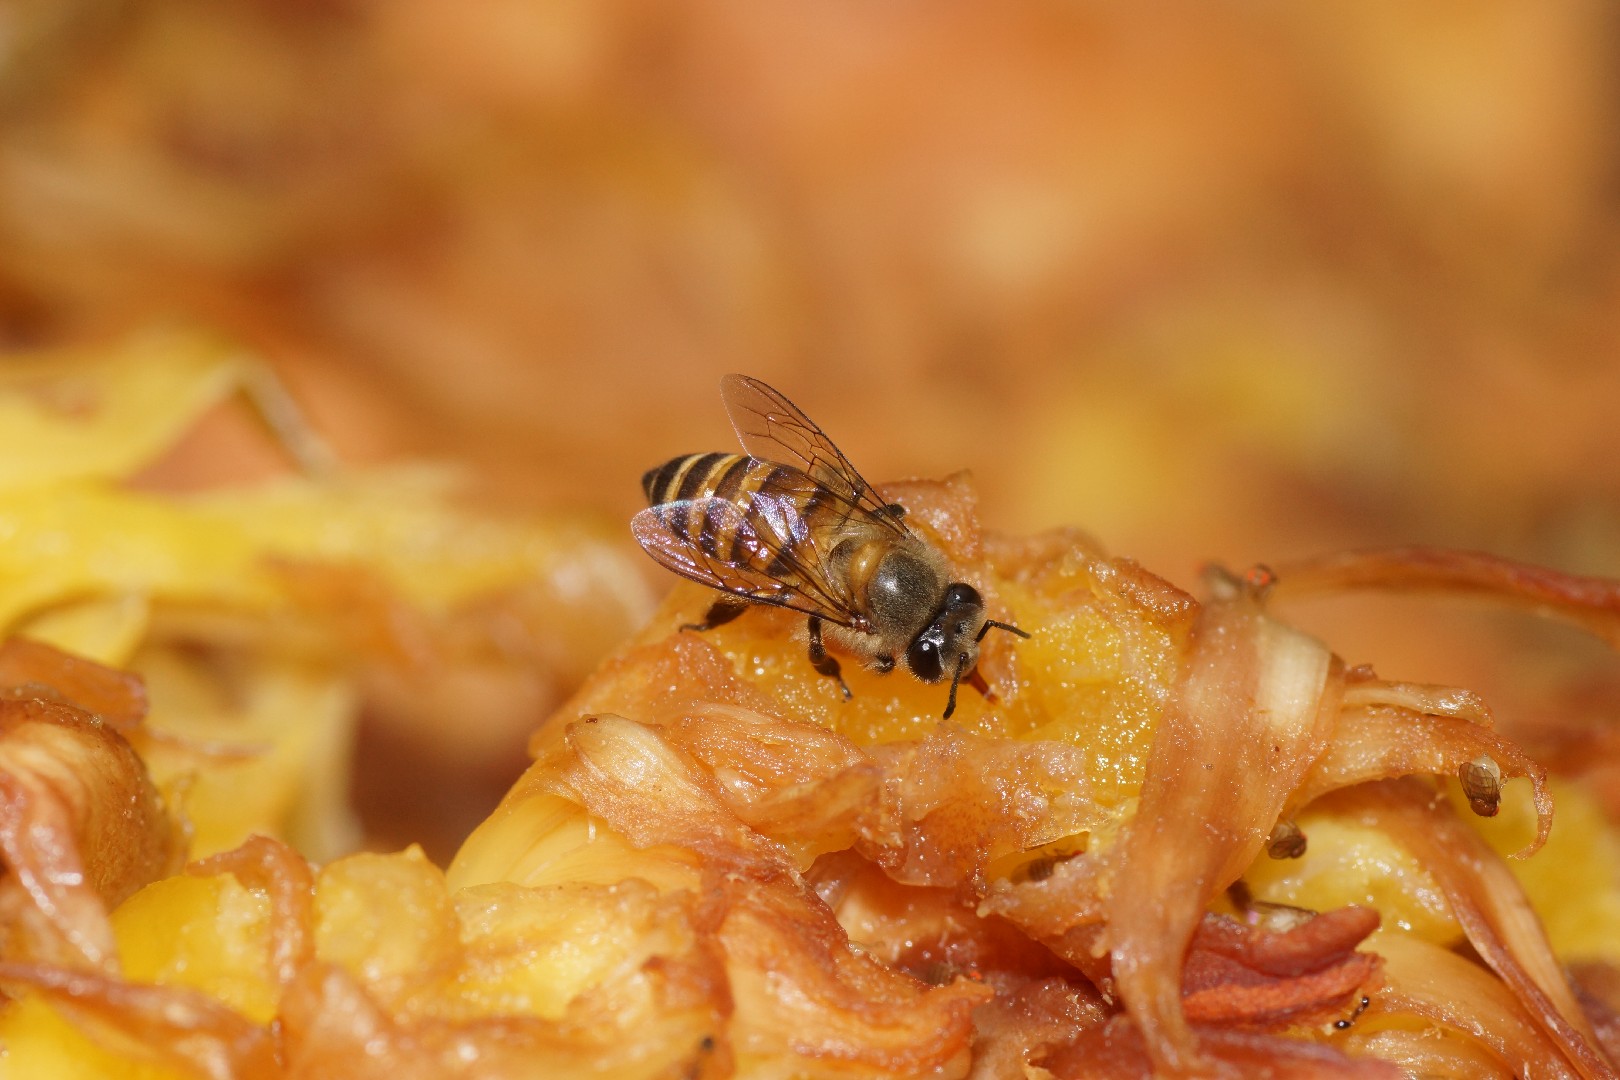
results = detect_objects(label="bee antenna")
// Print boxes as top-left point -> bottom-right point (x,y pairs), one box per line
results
942,653 -> 969,720
977,619 -> 1031,643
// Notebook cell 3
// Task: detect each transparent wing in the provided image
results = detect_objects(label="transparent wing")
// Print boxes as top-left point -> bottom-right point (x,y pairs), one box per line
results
719,374 -> 907,535
631,497 -> 865,628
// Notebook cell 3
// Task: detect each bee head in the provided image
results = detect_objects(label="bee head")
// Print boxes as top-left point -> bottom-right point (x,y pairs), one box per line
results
904,583 -> 986,684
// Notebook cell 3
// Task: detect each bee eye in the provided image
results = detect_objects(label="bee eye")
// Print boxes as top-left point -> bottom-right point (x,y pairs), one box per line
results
906,637 -> 943,682
944,584 -> 982,611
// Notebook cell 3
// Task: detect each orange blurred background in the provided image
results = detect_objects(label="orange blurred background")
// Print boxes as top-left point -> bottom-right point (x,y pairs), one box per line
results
4,1 -> 1619,846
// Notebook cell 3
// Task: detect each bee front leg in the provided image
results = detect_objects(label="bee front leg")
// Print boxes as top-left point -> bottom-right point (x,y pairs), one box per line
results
807,616 -> 853,701
682,599 -> 749,633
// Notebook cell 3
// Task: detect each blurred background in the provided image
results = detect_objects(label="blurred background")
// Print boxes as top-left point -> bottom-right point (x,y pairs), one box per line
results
3,0 -> 1619,850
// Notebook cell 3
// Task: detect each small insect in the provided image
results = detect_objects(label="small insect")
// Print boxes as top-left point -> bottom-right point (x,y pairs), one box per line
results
1333,996 -> 1372,1031
633,374 -> 1028,719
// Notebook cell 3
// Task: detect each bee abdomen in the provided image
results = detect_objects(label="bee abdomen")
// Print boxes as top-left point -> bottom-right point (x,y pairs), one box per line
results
644,452 -> 812,569
643,452 -> 753,506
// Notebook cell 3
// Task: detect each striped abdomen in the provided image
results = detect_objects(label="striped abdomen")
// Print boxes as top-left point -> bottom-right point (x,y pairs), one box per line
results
642,452 -> 757,507
641,452 -> 833,566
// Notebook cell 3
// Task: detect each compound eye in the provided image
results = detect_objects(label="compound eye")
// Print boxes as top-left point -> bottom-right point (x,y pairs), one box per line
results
906,637 -> 943,682
944,583 -> 983,611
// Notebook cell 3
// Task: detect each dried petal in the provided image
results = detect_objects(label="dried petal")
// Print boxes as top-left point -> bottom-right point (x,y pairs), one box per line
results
1100,591 -> 1339,1073
1181,907 -> 1382,1029
1327,781 -> 1614,1078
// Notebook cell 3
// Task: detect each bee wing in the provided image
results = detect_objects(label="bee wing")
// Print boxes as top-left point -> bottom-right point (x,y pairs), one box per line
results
720,374 -> 907,535
631,497 -> 865,628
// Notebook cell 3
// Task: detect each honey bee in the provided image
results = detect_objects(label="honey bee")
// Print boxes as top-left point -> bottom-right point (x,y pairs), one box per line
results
633,374 -> 1028,718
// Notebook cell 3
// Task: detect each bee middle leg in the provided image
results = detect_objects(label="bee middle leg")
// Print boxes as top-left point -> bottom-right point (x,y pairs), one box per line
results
807,616 -> 852,701
681,599 -> 750,633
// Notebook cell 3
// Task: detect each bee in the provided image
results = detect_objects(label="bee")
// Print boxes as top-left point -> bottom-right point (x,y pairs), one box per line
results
633,374 -> 1028,719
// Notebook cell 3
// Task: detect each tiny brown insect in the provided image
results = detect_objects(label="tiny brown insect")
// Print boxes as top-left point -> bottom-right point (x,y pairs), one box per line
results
633,374 -> 1028,718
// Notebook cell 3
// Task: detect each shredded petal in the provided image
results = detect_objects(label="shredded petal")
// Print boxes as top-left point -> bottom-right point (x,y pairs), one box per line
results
535,711 -> 992,1074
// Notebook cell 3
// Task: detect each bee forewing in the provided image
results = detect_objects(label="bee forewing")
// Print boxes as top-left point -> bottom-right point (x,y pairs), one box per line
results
719,374 -> 906,535
632,498 -> 861,627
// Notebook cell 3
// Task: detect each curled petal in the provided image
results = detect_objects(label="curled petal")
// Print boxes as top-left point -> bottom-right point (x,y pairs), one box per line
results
0,697 -> 182,970
816,856 -> 1077,988
663,704 -> 1105,890
1293,704 -> 1553,857
1340,678 -> 1496,727
0,638 -> 147,731
1273,547 -> 1620,649
661,703 -> 878,858
980,852 -> 1107,941
534,635 -> 785,760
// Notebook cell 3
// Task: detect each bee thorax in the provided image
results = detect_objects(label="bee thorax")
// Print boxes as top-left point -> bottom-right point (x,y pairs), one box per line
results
861,546 -> 945,636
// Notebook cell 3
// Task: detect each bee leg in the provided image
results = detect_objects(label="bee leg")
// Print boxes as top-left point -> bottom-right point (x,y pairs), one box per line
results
872,653 -> 895,675
807,616 -> 852,701
681,599 -> 749,634
883,502 -> 907,520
